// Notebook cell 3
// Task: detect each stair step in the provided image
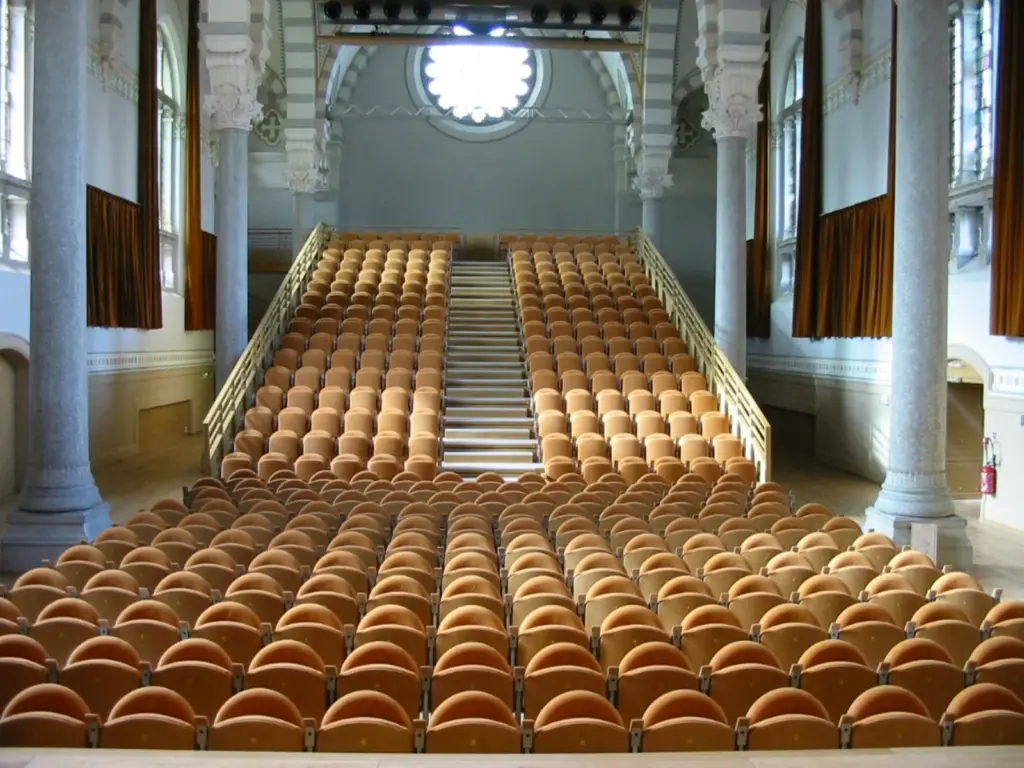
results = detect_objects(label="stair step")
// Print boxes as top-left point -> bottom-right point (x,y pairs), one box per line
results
442,437 -> 537,450
445,407 -> 531,420
446,351 -> 522,362
446,378 -> 527,389
443,427 -> 533,440
442,450 -> 538,464
440,461 -> 546,476
445,398 -> 530,411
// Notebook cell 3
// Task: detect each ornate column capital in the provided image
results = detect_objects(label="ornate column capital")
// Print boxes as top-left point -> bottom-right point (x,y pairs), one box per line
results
632,142 -> 674,200
204,53 -> 263,132
702,61 -> 764,141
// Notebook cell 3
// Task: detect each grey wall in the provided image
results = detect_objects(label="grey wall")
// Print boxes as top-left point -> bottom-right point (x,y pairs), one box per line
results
335,47 -> 618,234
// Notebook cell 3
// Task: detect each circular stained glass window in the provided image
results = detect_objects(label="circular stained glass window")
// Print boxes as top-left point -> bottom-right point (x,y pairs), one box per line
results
421,31 -> 537,125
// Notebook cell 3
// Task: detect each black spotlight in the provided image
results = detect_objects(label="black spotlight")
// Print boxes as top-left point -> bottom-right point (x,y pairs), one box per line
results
560,3 -> 578,23
617,4 -> 636,25
590,3 -> 607,23
323,0 -> 342,20
531,3 -> 549,23
383,1 -> 401,18
353,0 -> 371,20
413,1 -> 431,20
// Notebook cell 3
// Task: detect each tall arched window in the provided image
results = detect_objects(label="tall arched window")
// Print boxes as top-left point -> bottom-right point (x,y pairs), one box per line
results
778,39 -> 803,242
156,27 -> 181,291
0,0 -> 33,268
949,0 -> 998,185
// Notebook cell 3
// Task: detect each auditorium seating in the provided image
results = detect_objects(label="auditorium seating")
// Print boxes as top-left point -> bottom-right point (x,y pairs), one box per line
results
1,231 -> 1019,754
1,467 -> 1020,753
223,232 -> 457,484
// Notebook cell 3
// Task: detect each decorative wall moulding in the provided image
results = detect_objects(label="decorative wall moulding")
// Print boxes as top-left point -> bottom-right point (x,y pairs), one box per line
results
747,354 -> 890,383
991,368 -> 1024,398
824,47 -> 890,117
87,350 -> 215,375
86,39 -> 217,159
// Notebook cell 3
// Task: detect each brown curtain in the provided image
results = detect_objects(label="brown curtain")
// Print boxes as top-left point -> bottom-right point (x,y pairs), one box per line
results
790,0 -> 895,338
184,0 -> 214,330
790,0 -> 823,337
813,195 -> 890,336
991,0 -> 1024,336
135,0 -> 162,329
747,11 -> 772,339
86,187 -> 142,327
201,231 -> 218,322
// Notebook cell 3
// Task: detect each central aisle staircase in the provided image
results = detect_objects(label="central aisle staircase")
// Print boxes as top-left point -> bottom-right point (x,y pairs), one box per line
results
439,257 -> 543,479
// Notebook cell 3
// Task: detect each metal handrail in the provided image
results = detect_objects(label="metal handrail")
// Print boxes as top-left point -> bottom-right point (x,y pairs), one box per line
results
201,224 -> 330,475
632,228 -> 773,482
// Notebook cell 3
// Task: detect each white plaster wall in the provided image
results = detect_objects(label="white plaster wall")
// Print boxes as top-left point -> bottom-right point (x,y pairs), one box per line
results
0,356 -> 17,499
327,46 -> 617,234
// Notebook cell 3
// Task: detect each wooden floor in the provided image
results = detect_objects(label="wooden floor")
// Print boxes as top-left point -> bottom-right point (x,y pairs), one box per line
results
1,747 -> 1022,767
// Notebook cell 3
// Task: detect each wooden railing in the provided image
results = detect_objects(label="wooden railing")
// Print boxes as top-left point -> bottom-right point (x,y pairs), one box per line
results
633,229 -> 773,481
201,224 -> 330,475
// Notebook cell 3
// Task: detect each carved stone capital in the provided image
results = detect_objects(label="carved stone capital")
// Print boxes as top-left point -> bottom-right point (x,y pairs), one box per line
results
633,144 -> 674,200
287,146 -> 326,194
204,53 -> 263,132
702,61 -> 764,141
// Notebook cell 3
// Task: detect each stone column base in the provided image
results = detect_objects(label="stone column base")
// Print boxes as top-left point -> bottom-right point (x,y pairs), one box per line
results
1,503 -> 111,573
864,507 -> 974,572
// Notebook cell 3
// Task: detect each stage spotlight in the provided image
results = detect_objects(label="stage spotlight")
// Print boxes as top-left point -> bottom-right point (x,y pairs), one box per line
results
560,3 -> 578,23
530,3 -> 549,23
383,1 -> 401,19
323,0 -> 342,20
617,4 -> 636,25
590,4 -> 607,23
353,0 -> 371,20
413,1 -> 432,20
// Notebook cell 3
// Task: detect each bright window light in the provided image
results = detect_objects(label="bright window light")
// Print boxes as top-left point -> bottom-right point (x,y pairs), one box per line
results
424,41 -> 534,124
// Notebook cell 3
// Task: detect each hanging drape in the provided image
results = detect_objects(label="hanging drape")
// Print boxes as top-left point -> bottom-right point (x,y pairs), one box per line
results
201,231 -> 218,323
184,0 -> 214,330
990,0 -> 1024,336
135,0 -> 162,329
790,0 -> 895,338
790,0 -> 823,338
86,187 -> 143,327
747,11 -> 772,339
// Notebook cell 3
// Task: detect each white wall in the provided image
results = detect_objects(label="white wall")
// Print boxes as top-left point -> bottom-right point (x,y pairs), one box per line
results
327,46 -> 617,234
747,0 -> 1024,531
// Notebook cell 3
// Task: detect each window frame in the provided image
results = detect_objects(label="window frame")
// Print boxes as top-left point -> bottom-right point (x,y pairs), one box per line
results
949,0 -> 998,186
0,0 -> 32,271
155,23 -> 183,294
776,38 -> 804,247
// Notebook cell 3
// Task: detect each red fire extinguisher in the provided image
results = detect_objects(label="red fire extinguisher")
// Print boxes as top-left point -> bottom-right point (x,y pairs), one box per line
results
981,436 -> 1000,496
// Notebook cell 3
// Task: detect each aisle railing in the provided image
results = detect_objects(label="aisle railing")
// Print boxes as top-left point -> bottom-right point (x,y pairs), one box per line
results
201,224 -> 330,475
633,229 -> 772,481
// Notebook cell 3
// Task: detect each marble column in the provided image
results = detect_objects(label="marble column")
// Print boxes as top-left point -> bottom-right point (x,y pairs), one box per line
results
633,145 -> 673,252
866,0 -> 972,569
214,127 -> 250,392
1,0 -> 110,571
641,194 -> 665,250
713,135 -> 748,379
292,190 -> 315,257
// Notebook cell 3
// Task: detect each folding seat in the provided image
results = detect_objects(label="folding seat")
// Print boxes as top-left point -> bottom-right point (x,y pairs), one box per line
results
93,526 -> 141,567
825,550 -> 878,596
337,640 -> 423,720
0,598 -> 22,636
50,544 -> 107,592
0,635 -> 55,715
0,683 -> 96,748
425,690 -> 521,754
246,639 -> 332,724
357,603 -> 429,668
679,371 -> 708,396
850,531 -> 900,571
931,571 -> 998,627
598,604 -> 668,671
678,433 -> 708,462
151,571 -> 214,628
699,641 -> 787,726
430,640 -> 514,712
522,641 -> 604,719
840,685 -> 940,748
966,635 -> 1024,704
101,686 -> 204,750
886,549 -> 942,596
612,641 -> 698,726
208,687 -> 309,751
828,603 -> 906,670
739,687 -> 837,751
909,601 -> 981,666
317,690 -> 416,753
865,572 -> 929,626
942,682 -> 1024,746
531,689 -> 629,753
797,573 -> 857,628
55,635 -> 143,722
223,571 -> 289,626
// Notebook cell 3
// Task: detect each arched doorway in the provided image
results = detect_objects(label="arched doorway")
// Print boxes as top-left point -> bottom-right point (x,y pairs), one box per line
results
946,353 -> 986,500
0,333 -> 30,502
